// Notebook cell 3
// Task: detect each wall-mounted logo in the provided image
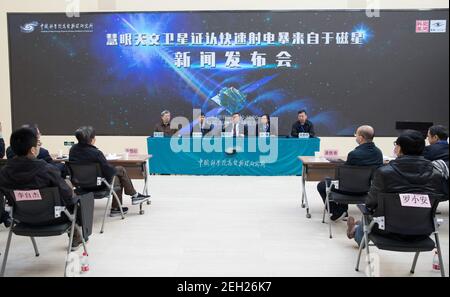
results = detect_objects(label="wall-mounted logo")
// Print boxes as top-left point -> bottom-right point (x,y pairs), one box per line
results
430,20 -> 447,33
415,20 -> 430,33
416,19 -> 447,34
20,21 -> 39,33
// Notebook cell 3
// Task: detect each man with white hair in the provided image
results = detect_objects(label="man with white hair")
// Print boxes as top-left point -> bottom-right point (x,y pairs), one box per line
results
316,125 -> 384,221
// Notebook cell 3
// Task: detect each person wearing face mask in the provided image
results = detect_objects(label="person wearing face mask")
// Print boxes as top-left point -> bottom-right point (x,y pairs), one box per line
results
316,125 -> 384,221
346,130 -> 447,245
423,125 -> 449,163
0,128 -> 75,228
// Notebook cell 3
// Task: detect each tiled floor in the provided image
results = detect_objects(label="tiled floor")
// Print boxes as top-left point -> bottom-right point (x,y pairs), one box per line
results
0,175 -> 448,277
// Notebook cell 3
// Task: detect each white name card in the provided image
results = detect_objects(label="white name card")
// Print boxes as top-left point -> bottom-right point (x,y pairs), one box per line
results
298,133 -> 310,139
399,194 -> 431,208
14,190 -> 42,202
259,132 -> 270,137
153,132 -> 164,138
192,132 -> 203,138
221,132 -> 233,138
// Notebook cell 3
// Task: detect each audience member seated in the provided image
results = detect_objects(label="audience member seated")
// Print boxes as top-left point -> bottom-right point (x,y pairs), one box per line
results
224,112 -> 248,137
0,128 -> 85,249
291,110 -> 315,138
347,130 -> 447,245
317,125 -> 383,221
423,125 -> 449,163
6,124 -> 52,162
154,110 -> 178,137
69,126 -> 150,217
0,121 -> 5,159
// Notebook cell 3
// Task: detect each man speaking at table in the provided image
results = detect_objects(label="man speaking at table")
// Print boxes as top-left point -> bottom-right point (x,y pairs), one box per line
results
154,110 -> 178,137
291,110 -> 315,138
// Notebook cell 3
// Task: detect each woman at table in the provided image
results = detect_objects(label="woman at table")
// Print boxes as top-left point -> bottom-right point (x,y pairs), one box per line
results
257,114 -> 277,137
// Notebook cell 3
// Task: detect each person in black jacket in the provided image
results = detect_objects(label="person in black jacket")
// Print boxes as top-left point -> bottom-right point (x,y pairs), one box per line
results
317,125 -> 384,221
0,128 -> 74,227
190,112 -> 213,136
423,125 -> 449,163
0,137 -> 4,159
0,121 -> 5,159
6,124 -> 53,163
291,110 -> 315,138
347,130 -> 447,245
69,126 -> 149,217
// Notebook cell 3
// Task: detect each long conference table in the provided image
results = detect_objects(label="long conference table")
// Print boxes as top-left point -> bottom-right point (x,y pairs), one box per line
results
147,137 -> 320,176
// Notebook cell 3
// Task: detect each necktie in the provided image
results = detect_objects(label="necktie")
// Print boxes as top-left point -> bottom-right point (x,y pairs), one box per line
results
233,124 -> 237,136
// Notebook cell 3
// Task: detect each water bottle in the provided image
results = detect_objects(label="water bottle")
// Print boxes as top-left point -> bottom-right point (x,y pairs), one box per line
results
432,250 -> 440,271
80,252 -> 90,274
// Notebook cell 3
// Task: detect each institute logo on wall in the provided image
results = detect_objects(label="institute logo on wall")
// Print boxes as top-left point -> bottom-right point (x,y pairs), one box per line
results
430,20 -> 447,33
416,19 -> 447,33
20,21 -> 39,33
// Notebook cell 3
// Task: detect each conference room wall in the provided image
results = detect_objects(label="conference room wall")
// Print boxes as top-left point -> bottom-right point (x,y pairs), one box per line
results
1,0 -> 448,158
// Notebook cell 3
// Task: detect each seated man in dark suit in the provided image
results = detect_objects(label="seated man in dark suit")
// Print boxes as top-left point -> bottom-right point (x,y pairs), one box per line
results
191,112 -> 213,136
291,110 -> 315,138
69,126 -> 149,217
317,125 -> 384,221
423,125 -> 449,163
224,112 -> 248,137
0,128 -> 85,249
347,130 -> 447,245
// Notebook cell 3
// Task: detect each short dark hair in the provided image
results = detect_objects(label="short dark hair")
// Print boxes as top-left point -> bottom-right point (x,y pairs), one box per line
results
429,125 -> 448,140
396,130 -> 425,156
298,110 -> 307,115
75,126 -> 96,144
10,128 -> 38,157
232,112 -> 240,117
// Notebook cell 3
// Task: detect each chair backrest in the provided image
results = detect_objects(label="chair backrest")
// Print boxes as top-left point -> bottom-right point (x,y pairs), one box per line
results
374,192 -> 442,236
1,187 -> 65,224
66,162 -> 103,189
335,165 -> 377,193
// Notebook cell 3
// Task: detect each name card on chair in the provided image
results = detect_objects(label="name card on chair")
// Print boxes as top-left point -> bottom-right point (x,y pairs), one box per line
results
399,194 -> 431,208
14,190 -> 42,202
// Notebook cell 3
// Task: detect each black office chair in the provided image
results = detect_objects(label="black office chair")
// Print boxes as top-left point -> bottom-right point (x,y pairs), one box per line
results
0,159 -> 7,169
323,165 -> 377,238
0,187 -> 89,277
66,162 -> 125,234
355,193 -> 446,277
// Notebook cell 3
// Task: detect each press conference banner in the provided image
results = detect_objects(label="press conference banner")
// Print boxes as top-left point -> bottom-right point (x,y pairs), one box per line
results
147,137 -> 320,176
7,10 -> 449,136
